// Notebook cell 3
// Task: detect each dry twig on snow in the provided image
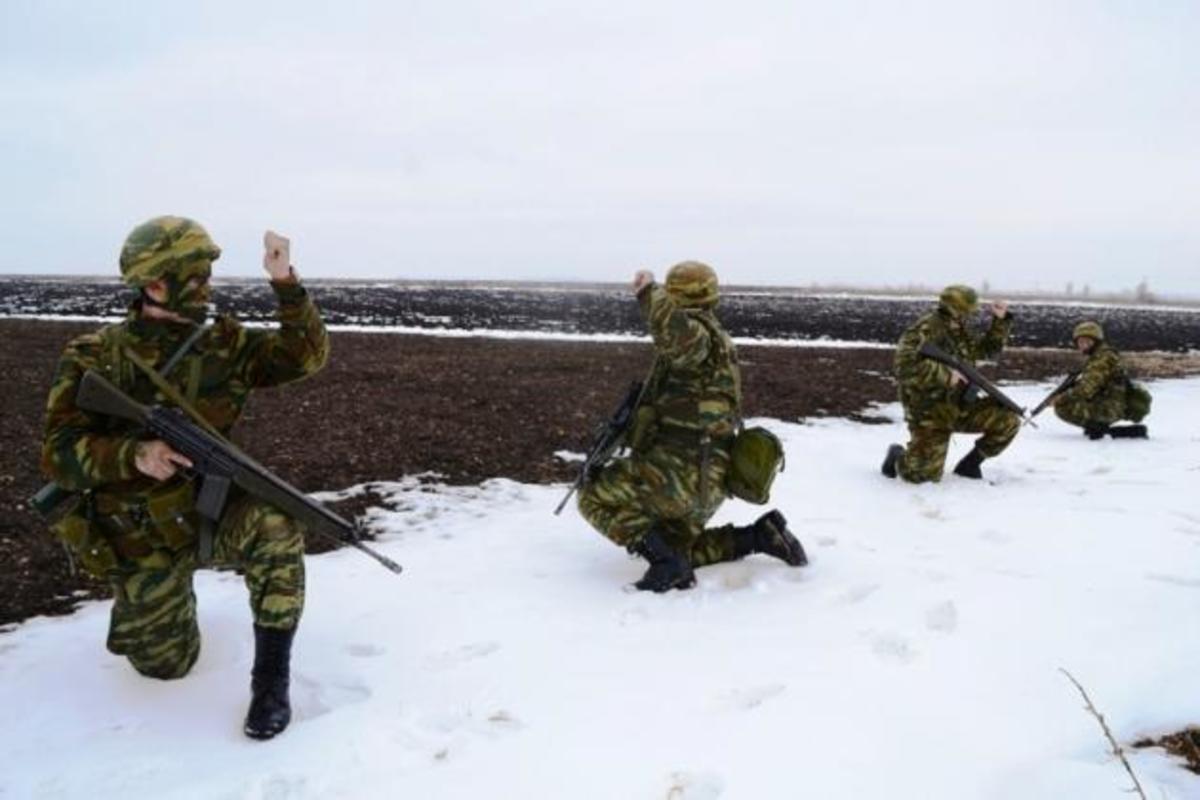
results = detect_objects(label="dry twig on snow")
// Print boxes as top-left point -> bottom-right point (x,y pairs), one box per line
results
1060,667 -> 1148,800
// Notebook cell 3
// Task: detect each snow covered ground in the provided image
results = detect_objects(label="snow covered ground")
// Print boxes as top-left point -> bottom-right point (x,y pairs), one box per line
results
2,378 -> 1199,799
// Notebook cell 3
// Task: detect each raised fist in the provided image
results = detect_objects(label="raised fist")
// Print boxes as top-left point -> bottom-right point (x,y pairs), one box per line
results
263,230 -> 294,282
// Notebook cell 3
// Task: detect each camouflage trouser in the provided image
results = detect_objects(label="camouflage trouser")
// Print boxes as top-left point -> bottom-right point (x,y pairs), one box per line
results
104,494 -> 306,680
898,399 -> 1020,484
577,440 -> 747,567
1054,395 -> 1125,429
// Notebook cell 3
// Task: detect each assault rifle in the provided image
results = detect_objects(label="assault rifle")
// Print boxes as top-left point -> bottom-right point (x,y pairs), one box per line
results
74,370 -> 403,575
31,324 -> 210,518
554,380 -> 645,516
1025,370 -> 1081,425
918,342 -> 1028,420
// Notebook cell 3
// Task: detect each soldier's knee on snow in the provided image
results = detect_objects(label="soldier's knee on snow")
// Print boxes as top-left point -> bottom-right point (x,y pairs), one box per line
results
126,643 -> 200,681
998,411 -> 1021,436
898,468 -> 941,485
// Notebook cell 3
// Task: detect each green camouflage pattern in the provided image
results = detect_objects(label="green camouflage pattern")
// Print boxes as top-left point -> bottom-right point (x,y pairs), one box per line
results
119,216 -> 221,288
42,280 -> 328,494
41,277 -> 328,675
664,260 -> 719,309
893,301 -> 1018,482
1072,320 -> 1104,342
577,282 -> 744,564
938,284 -> 979,318
1054,342 -> 1136,428
896,399 -> 1021,483
106,495 -> 306,679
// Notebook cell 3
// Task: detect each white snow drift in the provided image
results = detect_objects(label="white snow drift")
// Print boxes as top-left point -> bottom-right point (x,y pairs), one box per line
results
2,378 -> 1199,799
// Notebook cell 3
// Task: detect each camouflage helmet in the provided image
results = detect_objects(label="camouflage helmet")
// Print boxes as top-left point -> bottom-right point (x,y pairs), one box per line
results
939,284 -> 979,318
664,260 -> 719,308
118,216 -> 221,287
1072,320 -> 1104,342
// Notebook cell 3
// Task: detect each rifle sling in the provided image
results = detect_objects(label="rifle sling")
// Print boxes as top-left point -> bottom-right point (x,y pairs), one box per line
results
122,345 -> 227,563
123,347 -> 224,439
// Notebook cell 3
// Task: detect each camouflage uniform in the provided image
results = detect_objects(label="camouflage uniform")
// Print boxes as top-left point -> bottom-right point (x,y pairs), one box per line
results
41,217 -> 329,681
1054,322 -> 1145,430
577,263 -> 758,568
891,286 -> 1020,483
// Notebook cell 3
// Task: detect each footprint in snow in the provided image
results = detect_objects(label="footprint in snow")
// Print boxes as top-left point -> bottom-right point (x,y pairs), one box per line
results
979,529 -> 1011,545
1089,465 -> 1113,475
292,673 -> 372,722
1145,573 -> 1200,589
925,601 -> 958,633
869,632 -> 917,663
665,771 -> 726,800
718,684 -> 786,712
345,643 -> 386,658
425,641 -> 502,670
815,535 -> 837,547
838,583 -> 881,605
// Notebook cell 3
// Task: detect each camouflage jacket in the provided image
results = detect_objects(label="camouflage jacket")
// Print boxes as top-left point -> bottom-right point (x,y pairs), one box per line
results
1061,343 -> 1127,406
638,284 -> 742,439
41,280 -> 329,506
894,306 -> 1012,417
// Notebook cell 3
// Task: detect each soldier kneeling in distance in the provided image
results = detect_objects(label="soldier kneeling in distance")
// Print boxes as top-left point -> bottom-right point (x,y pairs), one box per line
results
1054,320 -> 1151,439
882,285 -> 1020,483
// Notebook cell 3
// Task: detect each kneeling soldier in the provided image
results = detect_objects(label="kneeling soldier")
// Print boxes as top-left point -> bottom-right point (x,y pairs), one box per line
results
40,217 -> 329,739
577,262 -> 807,592
883,285 -> 1020,483
1054,320 -> 1150,439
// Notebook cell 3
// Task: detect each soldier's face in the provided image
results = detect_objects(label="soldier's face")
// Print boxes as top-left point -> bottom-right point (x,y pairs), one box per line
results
1074,336 -> 1094,353
144,274 -> 211,323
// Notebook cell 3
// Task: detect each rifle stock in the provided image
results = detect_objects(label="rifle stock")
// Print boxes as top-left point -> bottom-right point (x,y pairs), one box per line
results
77,370 -> 152,424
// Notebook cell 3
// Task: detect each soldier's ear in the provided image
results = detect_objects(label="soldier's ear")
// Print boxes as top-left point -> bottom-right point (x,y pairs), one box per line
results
143,280 -> 169,303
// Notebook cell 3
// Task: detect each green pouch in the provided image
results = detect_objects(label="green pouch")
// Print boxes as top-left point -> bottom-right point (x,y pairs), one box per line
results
49,498 -> 119,578
726,426 -> 785,505
145,480 -> 198,551
1125,381 -> 1152,423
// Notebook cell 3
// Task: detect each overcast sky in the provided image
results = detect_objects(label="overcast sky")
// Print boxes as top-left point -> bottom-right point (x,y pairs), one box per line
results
2,1 -> 1197,296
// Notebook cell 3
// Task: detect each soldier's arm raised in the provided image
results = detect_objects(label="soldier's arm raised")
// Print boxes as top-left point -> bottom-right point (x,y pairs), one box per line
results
970,306 -> 1013,360
40,340 -> 142,490
639,283 -> 711,368
237,231 -> 330,388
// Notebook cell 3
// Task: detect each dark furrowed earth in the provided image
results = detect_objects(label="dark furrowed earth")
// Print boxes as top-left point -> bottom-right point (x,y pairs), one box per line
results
2,293 -> 1199,627
3,277 -> 1199,351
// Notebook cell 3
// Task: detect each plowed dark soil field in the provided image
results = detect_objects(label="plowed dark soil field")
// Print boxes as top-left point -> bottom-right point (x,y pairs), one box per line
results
2,295 -> 1198,627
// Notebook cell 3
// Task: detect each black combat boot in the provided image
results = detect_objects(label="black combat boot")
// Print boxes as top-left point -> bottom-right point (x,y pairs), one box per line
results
730,510 -> 809,566
1083,423 -> 1109,440
631,531 -> 695,592
1108,424 -> 1148,439
952,447 -> 985,480
244,624 -> 296,740
881,444 -> 905,478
